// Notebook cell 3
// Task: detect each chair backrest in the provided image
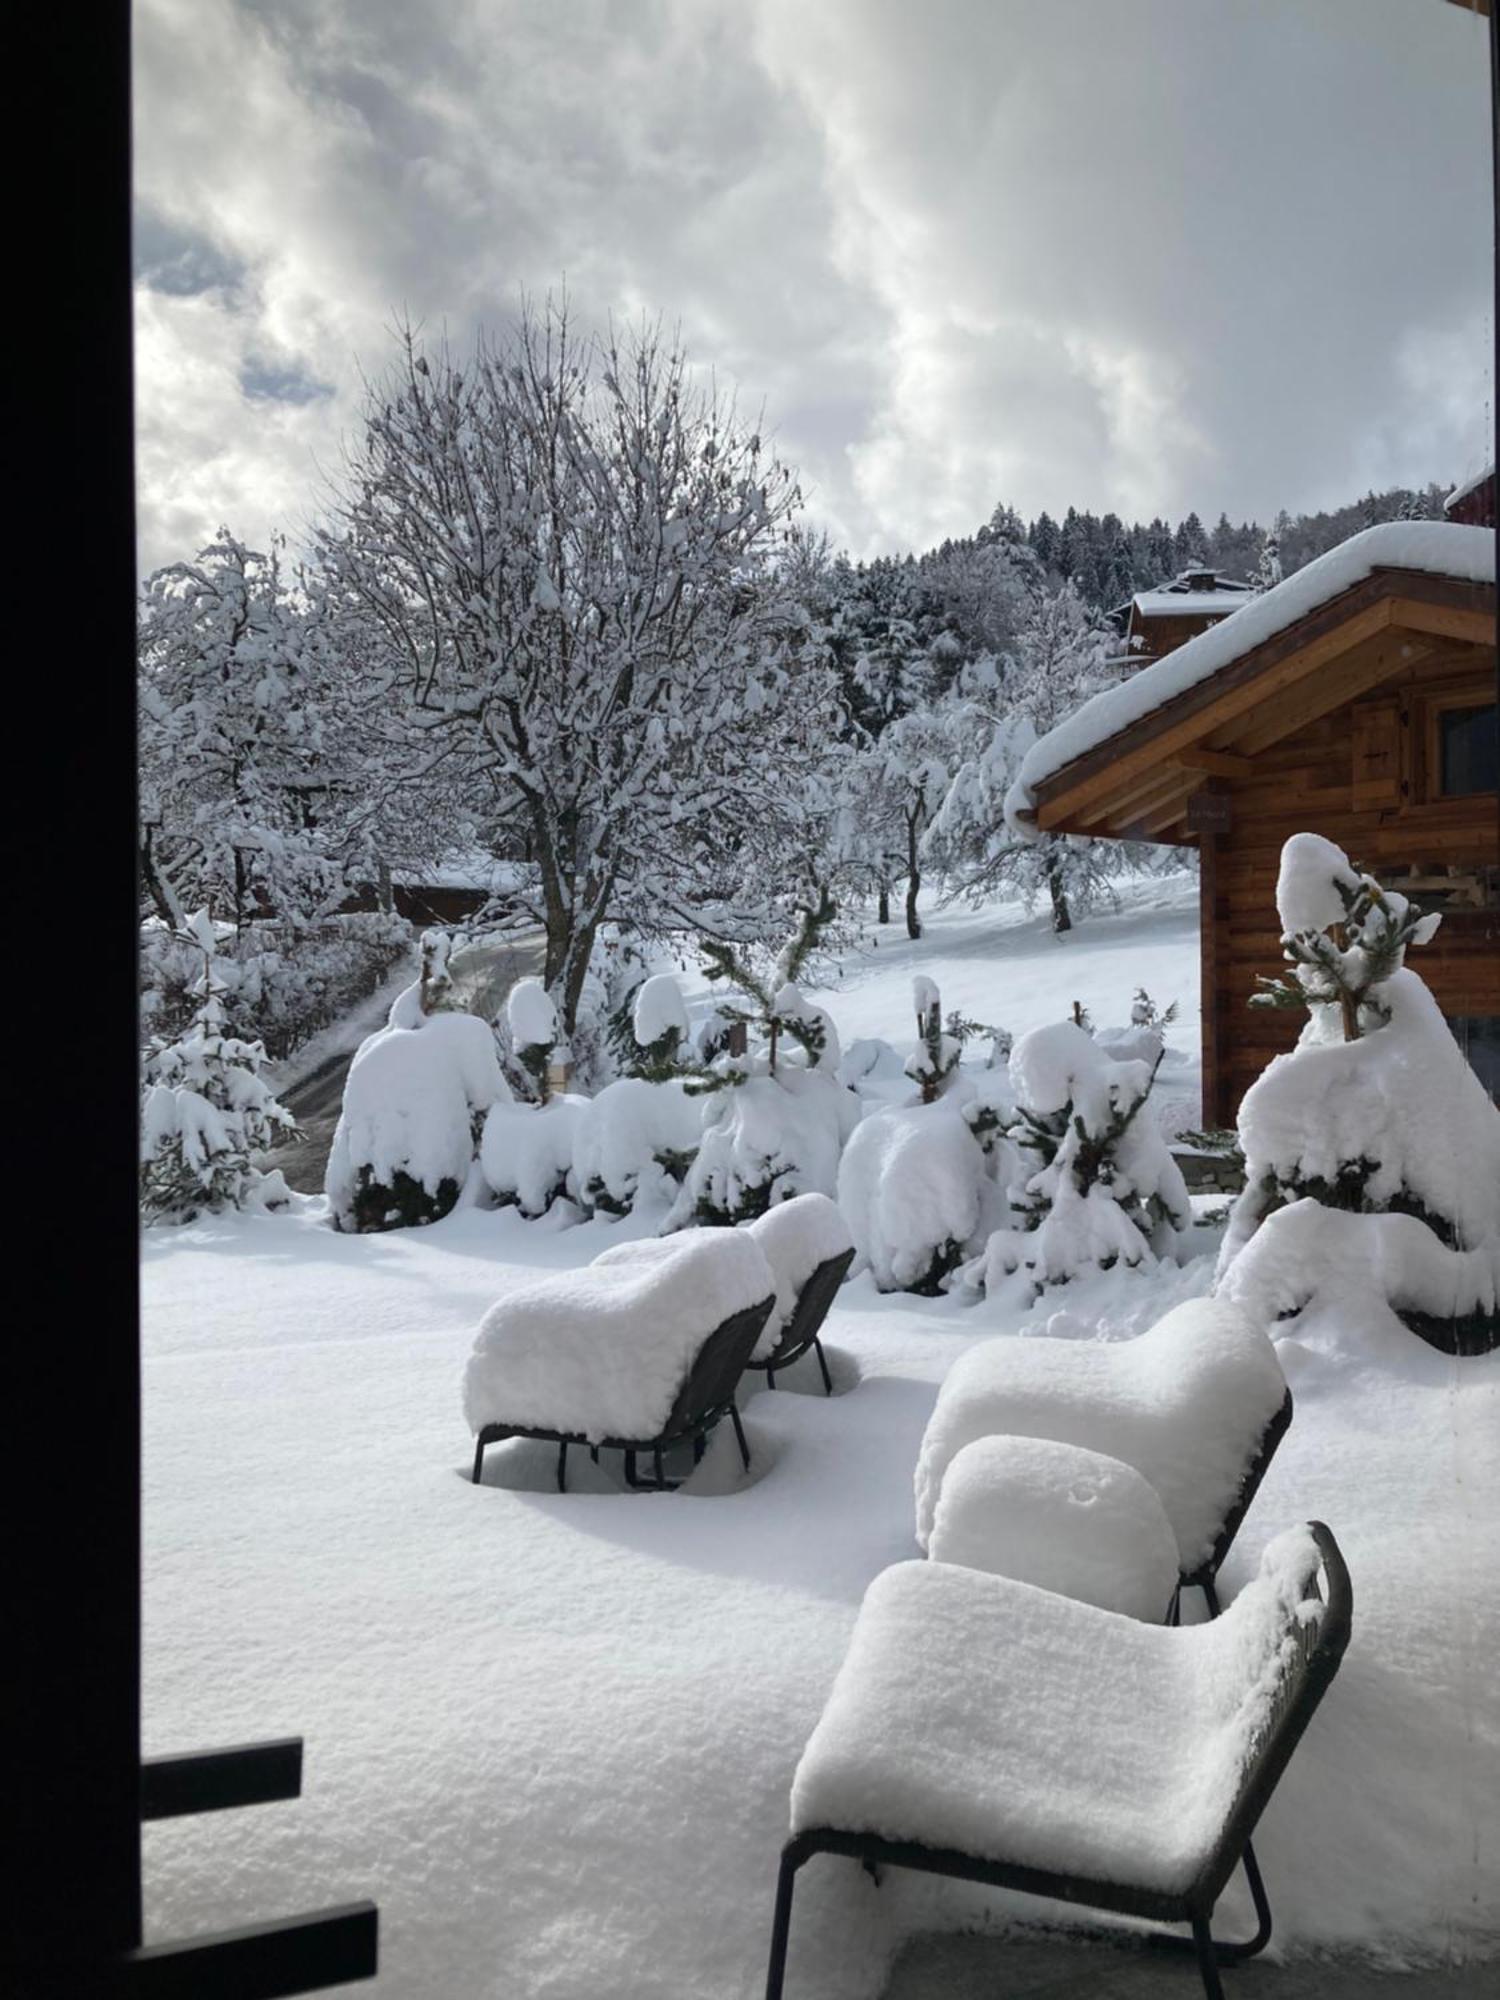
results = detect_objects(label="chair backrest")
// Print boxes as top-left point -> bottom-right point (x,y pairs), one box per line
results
1191,1387 -> 1295,1586
1192,1520 -> 1352,1909
777,1248 -> 856,1355
659,1295 -> 776,1441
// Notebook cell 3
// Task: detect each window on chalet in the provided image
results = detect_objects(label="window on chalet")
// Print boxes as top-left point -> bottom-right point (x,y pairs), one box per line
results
1438,699 -> 1497,797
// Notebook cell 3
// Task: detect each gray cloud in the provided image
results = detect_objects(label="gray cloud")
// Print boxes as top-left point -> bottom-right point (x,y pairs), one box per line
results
132,0 -> 1493,572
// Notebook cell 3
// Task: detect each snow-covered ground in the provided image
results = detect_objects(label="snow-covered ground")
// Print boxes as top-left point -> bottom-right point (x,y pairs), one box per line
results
138,882 -> 1499,1995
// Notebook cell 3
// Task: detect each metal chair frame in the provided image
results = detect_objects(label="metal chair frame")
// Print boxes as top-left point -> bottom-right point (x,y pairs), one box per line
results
1172,1388 -> 1295,1620
744,1249 -> 855,1396
764,1522 -> 1351,2000
471,1295 -> 774,1491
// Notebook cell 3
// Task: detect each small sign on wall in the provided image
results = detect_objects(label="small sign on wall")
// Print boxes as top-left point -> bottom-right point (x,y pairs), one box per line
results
1186,787 -> 1233,835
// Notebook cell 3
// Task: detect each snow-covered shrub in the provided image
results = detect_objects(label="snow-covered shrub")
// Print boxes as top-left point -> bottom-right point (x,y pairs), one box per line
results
630,974 -> 691,1081
571,1077 -> 701,1217
504,977 -> 561,1103
671,1069 -> 860,1228
906,976 -> 962,1102
668,889 -> 859,1226
479,1094 -> 589,1220
139,910 -> 411,1061
140,913 -> 298,1222
326,981 -> 509,1232
960,1019 -> 1191,1304
1218,837 -> 1500,1348
837,1098 -> 1000,1293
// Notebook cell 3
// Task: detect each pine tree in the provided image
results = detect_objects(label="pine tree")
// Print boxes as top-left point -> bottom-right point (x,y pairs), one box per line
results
906,977 -> 963,1102
1249,519 -> 1284,594
140,910 -> 298,1221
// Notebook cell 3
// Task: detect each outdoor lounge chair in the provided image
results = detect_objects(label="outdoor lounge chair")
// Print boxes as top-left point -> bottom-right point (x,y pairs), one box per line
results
913,1297 -> 1293,1617
764,1521 -> 1352,2000
464,1229 -> 777,1491
741,1194 -> 857,1395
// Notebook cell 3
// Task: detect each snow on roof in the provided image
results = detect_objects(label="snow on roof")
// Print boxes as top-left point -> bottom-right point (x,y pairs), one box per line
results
1011,522 -> 1495,819
1130,590 -> 1247,618
1444,462 -> 1495,514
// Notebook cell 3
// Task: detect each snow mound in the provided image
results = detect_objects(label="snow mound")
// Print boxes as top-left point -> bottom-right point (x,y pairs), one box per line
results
913,1297 -> 1289,1571
1222,1199 -> 1500,1331
837,1100 -> 998,1293
744,1192 -> 855,1356
326,1004 -> 508,1231
789,1525 -> 1334,1894
479,1094 -> 589,1218
571,1078 -> 701,1216
927,1435 -> 1180,1621
507,976 -> 558,1051
632,973 -> 690,1050
463,1227 -> 776,1444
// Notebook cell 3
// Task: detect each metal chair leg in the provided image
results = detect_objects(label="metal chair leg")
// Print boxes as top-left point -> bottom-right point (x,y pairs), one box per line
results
654,1445 -> 665,1487
813,1336 -> 833,1396
1191,1914 -> 1226,2000
765,1366 -> 776,1391
693,1432 -> 706,1466
730,1404 -> 751,1470
556,1440 -> 568,1493
471,1438 -> 485,1484
1200,1573 -> 1222,1619
764,1850 -> 802,2000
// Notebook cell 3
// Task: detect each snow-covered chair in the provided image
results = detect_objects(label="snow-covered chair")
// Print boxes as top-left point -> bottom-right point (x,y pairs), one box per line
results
927,1436 -> 1180,1621
741,1194 -> 856,1394
464,1230 -> 777,1491
913,1298 -> 1292,1616
765,1523 -> 1352,2000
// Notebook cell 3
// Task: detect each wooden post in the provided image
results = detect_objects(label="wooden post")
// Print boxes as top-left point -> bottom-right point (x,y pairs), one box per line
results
1188,785 -> 1234,1130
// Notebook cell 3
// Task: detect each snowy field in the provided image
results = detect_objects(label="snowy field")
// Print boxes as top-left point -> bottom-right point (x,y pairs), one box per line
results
139,884 -> 1499,1995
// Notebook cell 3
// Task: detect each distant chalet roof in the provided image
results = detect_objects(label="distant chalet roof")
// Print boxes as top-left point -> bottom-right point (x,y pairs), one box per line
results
1109,569 -> 1252,627
1445,462 -> 1495,524
1010,521 -> 1496,831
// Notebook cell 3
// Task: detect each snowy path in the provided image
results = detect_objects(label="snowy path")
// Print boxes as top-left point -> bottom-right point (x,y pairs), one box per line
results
138,1203 -> 1499,1996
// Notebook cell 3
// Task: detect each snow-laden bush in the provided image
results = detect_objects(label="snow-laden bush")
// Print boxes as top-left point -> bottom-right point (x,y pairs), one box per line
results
667,889 -> 859,1226
906,975 -> 962,1102
140,914 -> 298,1222
837,1098 -> 1001,1293
960,1018 -> 1191,1304
670,1068 -> 860,1228
140,910 -> 411,1061
479,1094 -> 589,1219
1217,837 -> 1500,1348
571,1077 -> 701,1217
504,977 -> 561,1103
326,982 -> 509,1232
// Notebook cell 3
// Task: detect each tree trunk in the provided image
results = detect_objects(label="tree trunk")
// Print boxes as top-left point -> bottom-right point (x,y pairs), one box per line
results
905,812 -> 923,940
877,880 -> 890,926
1046,849 -> 1072,934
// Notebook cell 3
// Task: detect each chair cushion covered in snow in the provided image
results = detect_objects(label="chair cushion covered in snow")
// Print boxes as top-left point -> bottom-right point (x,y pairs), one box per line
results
790,1524 -> 1343,1896
743,1193 -> 855,1359
463,1228 -> 776,1445
927,1436 -> 1179,1621
914,1298 -> 1288,1575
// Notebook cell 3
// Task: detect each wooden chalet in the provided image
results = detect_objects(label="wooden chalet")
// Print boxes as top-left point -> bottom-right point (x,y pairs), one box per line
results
1110,568 -> 1253,666
1016,522 -> 1499,1124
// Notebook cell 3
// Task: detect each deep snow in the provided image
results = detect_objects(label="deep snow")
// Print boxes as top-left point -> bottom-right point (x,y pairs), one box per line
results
137,881 -> 1498,1994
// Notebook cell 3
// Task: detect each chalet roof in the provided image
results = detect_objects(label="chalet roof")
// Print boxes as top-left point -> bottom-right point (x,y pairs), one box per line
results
1130,588 -> 1249,618
1009,521 -> 1495,835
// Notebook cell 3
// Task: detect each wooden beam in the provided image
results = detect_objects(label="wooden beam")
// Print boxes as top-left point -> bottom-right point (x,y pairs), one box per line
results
1174,746 -> 1256,778
1387,596 -> 1495,646
1219,635 -> 1437,756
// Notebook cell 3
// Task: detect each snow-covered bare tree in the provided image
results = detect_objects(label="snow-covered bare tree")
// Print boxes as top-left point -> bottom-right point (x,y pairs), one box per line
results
315,302 -> 815,1032
924,582 -> 1132,933
138,532 -> 349,933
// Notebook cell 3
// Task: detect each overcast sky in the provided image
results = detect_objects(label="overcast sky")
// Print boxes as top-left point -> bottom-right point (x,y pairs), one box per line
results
133,0 -> 1494,573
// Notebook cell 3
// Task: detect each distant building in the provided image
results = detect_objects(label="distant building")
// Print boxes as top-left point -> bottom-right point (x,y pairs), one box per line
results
1109,568 -> 1254,667
1445,462 -> 1496,529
